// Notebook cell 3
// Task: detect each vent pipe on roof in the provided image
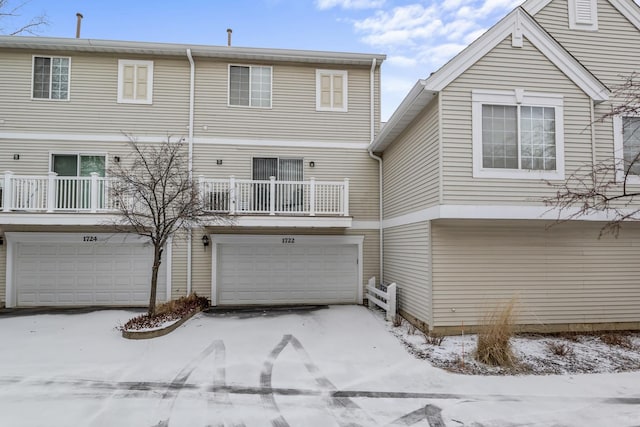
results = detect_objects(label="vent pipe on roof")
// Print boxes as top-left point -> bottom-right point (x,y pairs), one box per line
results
227,28 -> 232,46
75,13 -> 83,38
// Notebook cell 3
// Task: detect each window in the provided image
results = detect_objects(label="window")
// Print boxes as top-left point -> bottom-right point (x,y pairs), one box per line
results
613,116 -> 640,183
51,154 -> 106,210
229,65 -> 272,108
568,0 -> 598,31
32,56 -> 70,100
316,70 -> 348,112
472,89 -> 565,180
118,60 -> 153,104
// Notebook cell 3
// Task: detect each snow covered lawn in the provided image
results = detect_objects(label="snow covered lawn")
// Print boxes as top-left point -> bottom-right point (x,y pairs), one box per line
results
0,306 -> 639,426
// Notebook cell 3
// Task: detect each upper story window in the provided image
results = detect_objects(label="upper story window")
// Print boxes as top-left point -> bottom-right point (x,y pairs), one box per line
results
229,65 -> 272,108
316,69 -> 348,112
568,0 -> 598,31
117,60 -> 153,104
613,116 -> 640,183
472,89 -> 565,180
32,56 -> 70,100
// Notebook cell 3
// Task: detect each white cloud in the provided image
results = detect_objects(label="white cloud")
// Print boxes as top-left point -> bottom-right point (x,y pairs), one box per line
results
315,0 -> 385,10
353,4 -> 442,46
386,55 -> 417,67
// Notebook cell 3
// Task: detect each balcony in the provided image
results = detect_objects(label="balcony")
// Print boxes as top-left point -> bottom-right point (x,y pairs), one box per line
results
0,172 -> 351,227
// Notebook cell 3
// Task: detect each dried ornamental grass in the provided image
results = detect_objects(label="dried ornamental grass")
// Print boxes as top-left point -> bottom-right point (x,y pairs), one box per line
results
475,298 -> 518,367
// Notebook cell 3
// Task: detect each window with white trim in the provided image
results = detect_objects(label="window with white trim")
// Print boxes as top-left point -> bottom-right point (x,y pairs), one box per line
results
32,56 -> 70,100
117,60 -> 153,104
568,0 -> 598,31
316,70 -> 348,112
613,116 -> 640,183
472,89 -> 565,180
229,65 -> 272,108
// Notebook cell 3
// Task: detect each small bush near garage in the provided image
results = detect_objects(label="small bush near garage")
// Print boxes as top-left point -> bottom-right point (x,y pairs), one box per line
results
599,333 -> 634,349
120,294 -> 209,332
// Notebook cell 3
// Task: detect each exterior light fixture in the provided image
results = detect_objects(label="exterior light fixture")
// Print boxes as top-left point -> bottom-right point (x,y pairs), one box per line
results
202,235 -> 210,247
309,161 -> 315,168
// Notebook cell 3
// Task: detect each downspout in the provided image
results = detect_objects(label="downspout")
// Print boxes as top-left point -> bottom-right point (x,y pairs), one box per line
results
186,48 -> 195,295
367,58 -> 384,283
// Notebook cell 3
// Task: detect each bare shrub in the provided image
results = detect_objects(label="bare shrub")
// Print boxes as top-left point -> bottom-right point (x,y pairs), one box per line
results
121,293 -> 209,331
559,332 -> 581,342
600,333 -> 633,349
406,322 -> 417,335
475,298 -> 518,367
392,314 -> 403,328
547,341 -> 573,357
423,332 -> 446,346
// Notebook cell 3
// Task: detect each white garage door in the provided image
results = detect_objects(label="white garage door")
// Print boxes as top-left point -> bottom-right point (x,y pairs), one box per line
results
11,234 -> 167,307
216,236 -> 360,305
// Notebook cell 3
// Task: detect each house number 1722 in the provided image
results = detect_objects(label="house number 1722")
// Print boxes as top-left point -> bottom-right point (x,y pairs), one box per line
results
282,238 -> 295,244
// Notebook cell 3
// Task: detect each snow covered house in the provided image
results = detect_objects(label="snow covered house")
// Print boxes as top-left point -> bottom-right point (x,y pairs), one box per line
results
0,36 -> 385,308
370,0 -> 640,333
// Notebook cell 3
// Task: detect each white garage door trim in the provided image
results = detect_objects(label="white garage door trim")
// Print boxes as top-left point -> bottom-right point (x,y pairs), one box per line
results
4,232 -> 172,308
210,234 -> 364,306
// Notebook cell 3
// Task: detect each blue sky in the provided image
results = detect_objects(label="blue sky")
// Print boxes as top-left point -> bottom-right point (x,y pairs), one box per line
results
2,0 -> 630,120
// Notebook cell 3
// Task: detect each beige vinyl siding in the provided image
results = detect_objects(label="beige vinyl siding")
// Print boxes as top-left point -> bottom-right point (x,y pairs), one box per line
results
190,227 -> 379,301
192,144 -> 379,221
0,244 -> 5,306
534,0 -> 640,168
382,99 -> 440,218
170,237 -> 189,300
383,221 -> 431,325
440,36 -> 593,205
431,219 -> 640,328
534,0 -> 640,88
0,50 -> 190,136
193,61 -> 373,143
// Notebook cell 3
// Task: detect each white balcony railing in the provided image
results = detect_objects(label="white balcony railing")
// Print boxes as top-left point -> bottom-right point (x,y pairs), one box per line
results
0,171 -> 118,213
198,176 -> 350,216
0,172 -> 350,218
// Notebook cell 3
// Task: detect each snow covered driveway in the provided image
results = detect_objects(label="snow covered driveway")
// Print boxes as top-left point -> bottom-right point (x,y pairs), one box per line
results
0,305 -> 638,426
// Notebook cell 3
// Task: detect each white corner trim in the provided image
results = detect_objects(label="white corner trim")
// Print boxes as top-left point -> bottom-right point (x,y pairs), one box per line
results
210,234 -> 365,307
165,235 -> 173,302
424,8 -> 609,102
382,204 -> 640,228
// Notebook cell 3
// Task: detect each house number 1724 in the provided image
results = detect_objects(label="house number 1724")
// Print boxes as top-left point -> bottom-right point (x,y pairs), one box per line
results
282,238 -> 295,244
83,236 -> 98,242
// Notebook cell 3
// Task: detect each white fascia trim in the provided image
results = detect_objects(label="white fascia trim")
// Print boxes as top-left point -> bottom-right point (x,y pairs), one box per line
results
610,0 -> 640,30
522,0 -> 552,15
208,215 -> 352,228
0,213 -> 120,226
424,8 -> 609,102
193,137 -> 370,150
210,234 -> 365,306
0,132 -> 370,150
381,204 -> 639,228
0,132 -> 180,144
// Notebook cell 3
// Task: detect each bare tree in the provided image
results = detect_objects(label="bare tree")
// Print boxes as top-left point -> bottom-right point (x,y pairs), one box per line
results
110,136 -> 221,317
545,73 -> 640,235
0,0 -> 48,35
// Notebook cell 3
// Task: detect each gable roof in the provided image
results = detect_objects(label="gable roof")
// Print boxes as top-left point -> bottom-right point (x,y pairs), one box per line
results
523,0 -> 640,29
371,7 -> 609,152
0,36 -> 386,66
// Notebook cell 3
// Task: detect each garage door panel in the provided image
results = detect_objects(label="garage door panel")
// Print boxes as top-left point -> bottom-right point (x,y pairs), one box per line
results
15,240 -> 166,307
218,241 -> 358,305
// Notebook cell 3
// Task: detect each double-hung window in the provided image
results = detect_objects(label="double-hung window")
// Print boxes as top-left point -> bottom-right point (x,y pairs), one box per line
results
117,60 -> 154,104
472,89 -> 565,180
613,116 -> 640,183
228,65 -> 272,108
32,56 -> 70,100
316,69 -> 348,112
